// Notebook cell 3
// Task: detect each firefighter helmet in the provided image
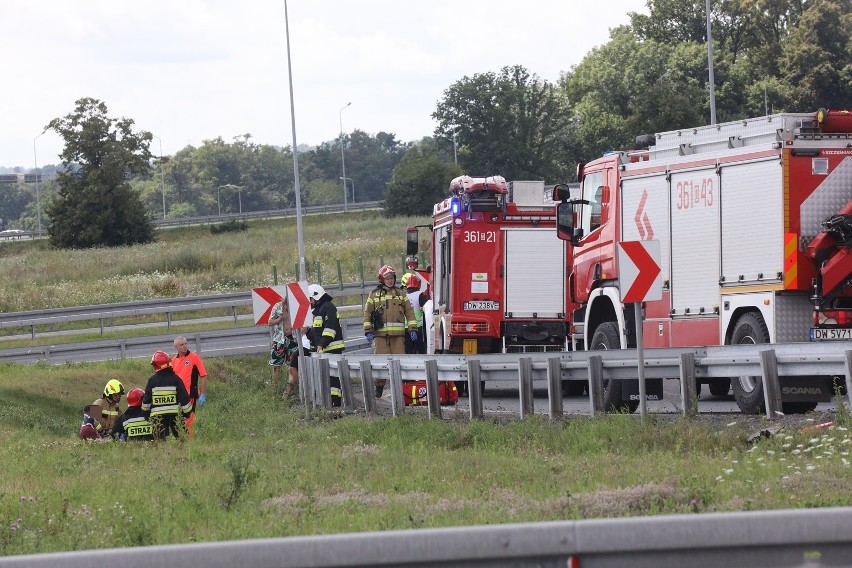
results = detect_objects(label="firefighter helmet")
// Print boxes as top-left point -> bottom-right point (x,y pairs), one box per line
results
103,379 -> 125,398
401,273 -> 410,288
378,265 -> 396,281
151,350 -> 172,371
406,273 -> 422,290
308,284 -> 326,301
405,255 -> 419,270
127,387 -> 144,407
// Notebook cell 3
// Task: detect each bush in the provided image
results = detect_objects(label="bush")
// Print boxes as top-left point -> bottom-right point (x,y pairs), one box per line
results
209,220 -> 248,235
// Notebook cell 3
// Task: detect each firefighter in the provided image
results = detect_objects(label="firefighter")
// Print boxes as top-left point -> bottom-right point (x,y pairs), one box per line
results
404,272 -> 428,354
364,265 -> 417,397
112,387 -> 154,441
142,351 -> 193,440
308,284 -> 343,406
88,379 -> 124,438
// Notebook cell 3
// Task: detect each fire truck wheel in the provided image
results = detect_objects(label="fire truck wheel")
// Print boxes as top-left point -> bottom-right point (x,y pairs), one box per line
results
709,379 -> 731,397
730,312 -> 769,414
590,321 -> 638,413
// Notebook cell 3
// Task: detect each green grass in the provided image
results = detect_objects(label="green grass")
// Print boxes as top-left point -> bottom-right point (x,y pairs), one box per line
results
0,210 -> 431,312
1,358 -> 851,556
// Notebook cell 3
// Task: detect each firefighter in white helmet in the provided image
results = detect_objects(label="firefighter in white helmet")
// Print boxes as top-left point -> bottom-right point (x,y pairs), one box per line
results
363,265 -> 417,397
308,284 -> 343,406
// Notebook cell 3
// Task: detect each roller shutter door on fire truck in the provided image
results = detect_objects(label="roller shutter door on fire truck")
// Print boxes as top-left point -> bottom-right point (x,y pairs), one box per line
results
503,228 -> 565,318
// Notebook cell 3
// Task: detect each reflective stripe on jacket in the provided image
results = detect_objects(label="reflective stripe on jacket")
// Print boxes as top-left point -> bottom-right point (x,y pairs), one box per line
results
311,294 -> 345,353
364,285 -> 417,336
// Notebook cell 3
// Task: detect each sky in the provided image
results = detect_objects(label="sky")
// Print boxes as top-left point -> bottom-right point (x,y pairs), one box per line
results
2,0 -> 648,169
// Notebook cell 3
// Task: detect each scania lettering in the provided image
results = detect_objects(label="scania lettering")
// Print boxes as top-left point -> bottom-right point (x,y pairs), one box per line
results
555,109 -> 852,414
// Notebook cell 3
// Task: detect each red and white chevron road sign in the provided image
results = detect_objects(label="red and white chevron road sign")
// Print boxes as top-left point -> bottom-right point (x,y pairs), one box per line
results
251,285 -> 289,325
618,240 -> 662,303
286,281 -> 312,328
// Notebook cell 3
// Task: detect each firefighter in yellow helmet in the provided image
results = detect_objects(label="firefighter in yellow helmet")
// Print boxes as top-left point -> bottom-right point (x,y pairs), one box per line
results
364,264 -> 417,397
141,351 -> 193,440
87,379 -> 124,438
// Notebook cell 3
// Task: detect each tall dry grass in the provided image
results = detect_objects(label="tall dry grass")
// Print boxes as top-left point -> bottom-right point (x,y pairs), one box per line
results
0,210 -> 430,312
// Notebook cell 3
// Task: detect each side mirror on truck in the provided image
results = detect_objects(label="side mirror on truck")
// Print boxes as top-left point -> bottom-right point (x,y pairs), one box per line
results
556,202 -> 575,243
406,227 -> 419,255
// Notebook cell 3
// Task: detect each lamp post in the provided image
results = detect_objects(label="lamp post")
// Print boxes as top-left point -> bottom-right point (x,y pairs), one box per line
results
452,130 -> 458,165
339,101 -> 351,212
340,176 -> 355,204
217,184 -> 243,215
33,132 -> 45,234
152,135 -> 166,219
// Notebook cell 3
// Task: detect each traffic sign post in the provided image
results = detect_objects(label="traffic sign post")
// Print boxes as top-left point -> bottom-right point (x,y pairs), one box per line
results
617,240 -> 662,418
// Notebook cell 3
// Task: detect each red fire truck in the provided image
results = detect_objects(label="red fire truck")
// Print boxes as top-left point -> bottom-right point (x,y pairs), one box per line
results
554,108 -> 852,413
407,176 -> 574,368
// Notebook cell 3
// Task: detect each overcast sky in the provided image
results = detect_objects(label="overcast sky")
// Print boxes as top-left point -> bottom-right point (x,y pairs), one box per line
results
3,0 -> 647,169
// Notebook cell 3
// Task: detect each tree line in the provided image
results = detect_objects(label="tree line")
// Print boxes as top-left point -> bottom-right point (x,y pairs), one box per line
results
3,0 -> 849,248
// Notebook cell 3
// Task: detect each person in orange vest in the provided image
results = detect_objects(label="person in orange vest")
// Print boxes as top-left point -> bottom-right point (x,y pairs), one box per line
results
171,336 -> 207,436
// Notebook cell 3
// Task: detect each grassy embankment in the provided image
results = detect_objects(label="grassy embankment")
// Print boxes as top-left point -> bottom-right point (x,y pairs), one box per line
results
1,210 -> 851,556
0,210 -> 430,346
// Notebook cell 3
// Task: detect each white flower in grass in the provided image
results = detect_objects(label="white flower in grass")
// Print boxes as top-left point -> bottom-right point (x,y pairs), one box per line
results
715,476 -> 724,481
724,469 -> 734,475
766,450 -> 775,455
806,464 -> 816,471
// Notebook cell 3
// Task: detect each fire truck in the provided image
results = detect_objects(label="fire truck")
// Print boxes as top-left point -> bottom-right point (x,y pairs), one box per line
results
554,108 -> 852,414
407,176 -> 573,370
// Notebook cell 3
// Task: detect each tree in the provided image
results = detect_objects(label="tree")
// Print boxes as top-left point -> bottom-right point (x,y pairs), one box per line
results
45,98 -> 154,248
432,65 -> 571,182
384,138 -> 461,217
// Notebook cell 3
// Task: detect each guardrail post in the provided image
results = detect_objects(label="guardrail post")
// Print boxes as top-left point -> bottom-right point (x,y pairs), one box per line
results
318,358 -> 332,409
546,356 -> 563,420
338,358 -> 355,412
389,358 -> 404,416
360,360 -> 376,415
759,349 -> 783,419
518,357 -> 534,420
167,312 -> 172,330
424,359 -> 441,419
99,318 -> 104,336
297,352 -> 311,421
467,359 -> 483,419
336,260 -> 343,290
192,333 -> 202,354
31,325 -> 36,341
119,339 -> 127,359
844,350 -> 852,411
679,352 -> 698,417
232,306 -> 238,323
588,355 -> 604,414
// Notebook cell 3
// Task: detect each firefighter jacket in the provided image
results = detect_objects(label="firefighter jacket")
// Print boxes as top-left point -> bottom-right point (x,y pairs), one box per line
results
141,368 -> 193,440
89,396 -> 120,437
364,284 -> 417,337
112,406 -> 154,441
311,294 -> 345,354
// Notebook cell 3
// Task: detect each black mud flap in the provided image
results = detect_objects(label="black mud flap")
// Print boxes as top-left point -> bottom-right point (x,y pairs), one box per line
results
779,376 -> 833,402
622,378 -> 664,402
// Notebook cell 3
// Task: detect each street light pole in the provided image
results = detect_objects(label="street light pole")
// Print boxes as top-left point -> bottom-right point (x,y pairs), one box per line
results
339,101 -> 351,212
152,135 -> 166,219
33,132 -> 45,234
452,130 -> 458,165
340,176 -> 355,204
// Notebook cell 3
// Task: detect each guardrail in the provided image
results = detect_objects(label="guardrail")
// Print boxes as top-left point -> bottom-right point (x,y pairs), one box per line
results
309,341 -> 852,420
2,506 -> 851,567
153,200 -> 382,228
0,285 -> 371,339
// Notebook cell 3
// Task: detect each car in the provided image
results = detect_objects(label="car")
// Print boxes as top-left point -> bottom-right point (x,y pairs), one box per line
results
0,229 -> 26,239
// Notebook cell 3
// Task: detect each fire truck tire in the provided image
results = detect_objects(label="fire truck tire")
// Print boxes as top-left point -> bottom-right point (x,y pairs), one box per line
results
730,312 -> 769,414
709,379 -> 731,397
590,321 -> 638,413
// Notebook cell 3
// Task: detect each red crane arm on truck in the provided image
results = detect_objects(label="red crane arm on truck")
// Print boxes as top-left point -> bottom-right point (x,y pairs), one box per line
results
807,198 -> 852,300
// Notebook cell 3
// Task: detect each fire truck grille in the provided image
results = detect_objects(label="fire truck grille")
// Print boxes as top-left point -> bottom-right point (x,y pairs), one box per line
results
451,322 -> 489,334
506,344 -> 564,354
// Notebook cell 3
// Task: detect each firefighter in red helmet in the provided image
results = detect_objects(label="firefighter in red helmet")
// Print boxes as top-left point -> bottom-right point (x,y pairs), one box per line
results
364,264 -> 417,397
141,351 -> 193,440
112,387 -> 154,441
